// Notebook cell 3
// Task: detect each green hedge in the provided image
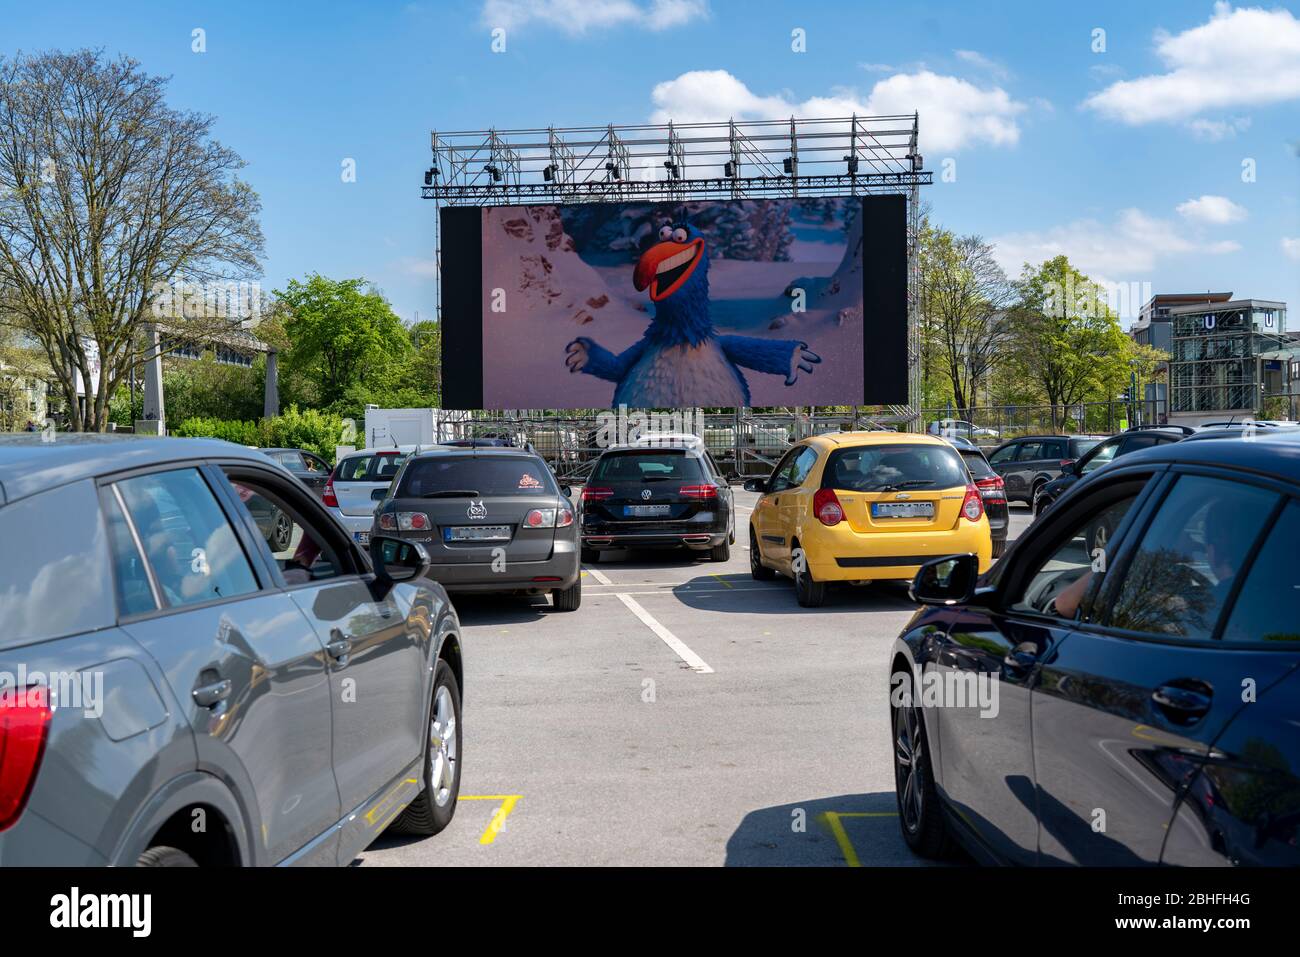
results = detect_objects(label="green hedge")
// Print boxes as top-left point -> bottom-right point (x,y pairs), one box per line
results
171,406 -> 344,464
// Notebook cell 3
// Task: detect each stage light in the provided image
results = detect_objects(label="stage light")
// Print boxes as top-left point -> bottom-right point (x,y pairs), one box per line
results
724,160 -> 737,178
783,157 -> 797,176
664,160 -> 679,179
542,164 -> 557,181
843,155 -> 859,175
423,167 -> 439,186
605,161 -> 621,180
484,164 -> 502,183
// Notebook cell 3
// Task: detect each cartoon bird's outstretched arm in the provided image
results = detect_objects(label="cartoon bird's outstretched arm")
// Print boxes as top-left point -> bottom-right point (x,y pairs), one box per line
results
565,336 -> 647,383
718,335 -> 821,385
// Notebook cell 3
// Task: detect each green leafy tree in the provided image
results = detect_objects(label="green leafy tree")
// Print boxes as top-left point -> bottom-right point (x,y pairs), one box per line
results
276,275 -> 413,413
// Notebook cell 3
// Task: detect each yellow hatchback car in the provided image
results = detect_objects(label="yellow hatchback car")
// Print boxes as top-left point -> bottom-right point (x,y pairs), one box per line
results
744,432 -> 992,606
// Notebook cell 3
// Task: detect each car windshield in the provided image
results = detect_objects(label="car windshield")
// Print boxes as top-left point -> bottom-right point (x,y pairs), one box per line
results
1080,440 -> 1119,474
589,450 -> 705,483
397,455 -> 557,497
824,444 -> 968,492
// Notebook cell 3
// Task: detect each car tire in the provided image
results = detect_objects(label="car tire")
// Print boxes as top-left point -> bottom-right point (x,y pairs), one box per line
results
269,509 -> 293,552
991,538 -> 1006,559
552,577 -> 581,611
390,659 -> 461,836
710,539 -> 730,562
792,543 -> 826,608
892,671 -> 953,859
137,846 -> 198,867
1030,480 -> 1046,512
581,546 -> 600,564
749,527 -> 775,580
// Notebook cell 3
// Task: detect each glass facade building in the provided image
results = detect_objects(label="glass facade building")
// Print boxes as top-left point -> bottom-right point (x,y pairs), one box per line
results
1169,300 -> 1287,417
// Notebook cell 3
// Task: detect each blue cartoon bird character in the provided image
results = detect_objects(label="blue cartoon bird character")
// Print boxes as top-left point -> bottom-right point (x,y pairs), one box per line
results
565,221 -> 820,406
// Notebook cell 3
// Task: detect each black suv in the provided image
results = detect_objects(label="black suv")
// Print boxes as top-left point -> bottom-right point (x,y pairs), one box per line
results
986,434 -> 1106,506
580,439 -> 734,562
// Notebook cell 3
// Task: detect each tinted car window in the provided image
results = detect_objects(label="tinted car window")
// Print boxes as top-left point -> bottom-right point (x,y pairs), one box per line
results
0,479 -> 116,647
589,451 -> 705,484
228,478 -> 342,585
1011,492 -> 1140,619
336,454 -> 376,481
116,469 -> 259,609
1220,499 -> 1300,643
1107,475 -> 1278,641
1079,438 -> 1120,475
822,444 -> 967,492
277,451 -> 306,470
1015,442 -> 1044,461
1068,437 -> 1101,458
401,455 -> 560,496
1042,439 -> 1067,459
959,449 -> 996,480
335,453 -> 408,482
788,447 -> 818,487
1119,434 -> 1160,454
987,444 -> 1017,465
103,490 -> 156,617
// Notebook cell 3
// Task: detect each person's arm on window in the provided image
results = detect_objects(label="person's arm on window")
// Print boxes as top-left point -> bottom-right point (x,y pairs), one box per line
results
1051,570 -> 1092,619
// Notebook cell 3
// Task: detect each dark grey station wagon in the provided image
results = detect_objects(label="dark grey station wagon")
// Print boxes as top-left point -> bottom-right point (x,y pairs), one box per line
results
0,435 -> 464,866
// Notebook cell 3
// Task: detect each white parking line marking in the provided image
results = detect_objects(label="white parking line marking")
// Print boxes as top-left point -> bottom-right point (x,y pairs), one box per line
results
584,565 -> 613,585
616,593 -> 714,674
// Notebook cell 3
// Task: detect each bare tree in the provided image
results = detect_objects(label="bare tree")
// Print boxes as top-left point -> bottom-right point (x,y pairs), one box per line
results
918,226 -> 1013,419
0,49 -> 263,430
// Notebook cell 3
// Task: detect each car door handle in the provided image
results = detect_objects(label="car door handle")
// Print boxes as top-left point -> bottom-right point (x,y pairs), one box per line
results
1002,643 -> 1040,677
1152,683 -> 1212,723
192,679 -> 231,708
327,633 -> 353,658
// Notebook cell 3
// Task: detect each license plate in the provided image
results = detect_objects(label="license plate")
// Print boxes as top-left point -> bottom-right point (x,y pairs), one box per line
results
354,531 -> 370,545
872,502 -> 935,519
445,525 -> 511,542
624,504 -> 672,517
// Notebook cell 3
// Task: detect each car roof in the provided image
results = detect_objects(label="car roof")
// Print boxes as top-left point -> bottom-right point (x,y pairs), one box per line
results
0,434 -> 277,506
1120,427 -> 1300,483
803,431 -> 950,450
406,445 -> 540,459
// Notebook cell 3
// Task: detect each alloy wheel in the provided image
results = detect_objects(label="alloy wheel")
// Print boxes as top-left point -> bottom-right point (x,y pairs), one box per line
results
429,685 -> 458,807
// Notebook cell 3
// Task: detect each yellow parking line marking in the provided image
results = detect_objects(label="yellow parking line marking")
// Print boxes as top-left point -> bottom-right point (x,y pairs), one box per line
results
709,574 -> 733,588
820,811 -> 897,868
460,794 -> 523,845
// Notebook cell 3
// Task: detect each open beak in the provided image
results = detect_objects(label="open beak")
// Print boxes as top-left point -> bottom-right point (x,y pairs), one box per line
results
633,238 -> 704,301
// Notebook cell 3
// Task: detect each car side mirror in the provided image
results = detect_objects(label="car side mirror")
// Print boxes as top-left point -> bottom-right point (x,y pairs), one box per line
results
560,484 -> 573,498
370,535 -> 431,590
910,553 -> 979,606
1059,460 -> 1077,475
743,478 -> 765,493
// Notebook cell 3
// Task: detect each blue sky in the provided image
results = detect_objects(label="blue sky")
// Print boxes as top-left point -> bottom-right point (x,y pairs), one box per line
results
6,0 -> 1299,325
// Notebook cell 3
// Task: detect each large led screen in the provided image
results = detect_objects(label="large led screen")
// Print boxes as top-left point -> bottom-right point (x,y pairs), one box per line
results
440,195 -> 907,409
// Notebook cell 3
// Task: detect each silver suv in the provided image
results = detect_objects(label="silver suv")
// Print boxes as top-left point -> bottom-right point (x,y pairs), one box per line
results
0,435 -> 464,866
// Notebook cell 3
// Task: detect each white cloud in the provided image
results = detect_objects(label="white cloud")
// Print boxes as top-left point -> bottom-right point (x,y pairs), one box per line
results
954,49 -> 1009,81
992,207 -> 1240,278
1283,237 -> 1300,262
649,69 -> 1026,153
1187,116 -> 1251,140
1176,195 -> 1248,224
1084,3 -> 1300,127
481,0 -> 707,33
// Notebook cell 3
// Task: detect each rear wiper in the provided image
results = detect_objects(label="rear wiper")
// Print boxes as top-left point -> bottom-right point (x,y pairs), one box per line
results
419,489 -> 481,498
872,480 -> 934,492
642,475 -> 676,481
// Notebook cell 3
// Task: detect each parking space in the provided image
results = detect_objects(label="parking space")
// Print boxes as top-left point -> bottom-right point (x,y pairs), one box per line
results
359,494 -> 1033,867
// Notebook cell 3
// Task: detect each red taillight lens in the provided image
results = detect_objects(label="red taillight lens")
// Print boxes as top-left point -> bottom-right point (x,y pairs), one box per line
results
678,484 -> 718,500
973,475 -> 1005,498
381,511 -> 430,531
961,483 -> 984,522
524,508 -> 554,528
581,487 -> 613,502
557,507 -> 574,528
322,479 -> 338,508
813,488 -> 844,526
0,685 -> 52,831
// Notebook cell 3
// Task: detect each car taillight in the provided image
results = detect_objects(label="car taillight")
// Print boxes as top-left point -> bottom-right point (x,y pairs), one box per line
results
974,475 -> 1005,497
678,484 -> 718,500
525,508 -> 557,528
581,487 -> 613,502
0,685 -> 52,831
557,507 -> 574,528
813,488 -> 844,526
322,479 -> 338,508
961,483 -> 984,522
380,511 -> 429,531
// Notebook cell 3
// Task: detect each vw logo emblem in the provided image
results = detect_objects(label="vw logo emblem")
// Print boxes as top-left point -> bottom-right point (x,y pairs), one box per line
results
641,489 -> 653,500
467,499 -> 487,520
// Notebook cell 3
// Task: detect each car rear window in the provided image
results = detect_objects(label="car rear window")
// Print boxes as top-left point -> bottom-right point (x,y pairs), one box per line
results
1069,437 -> 1103,458
335,452 -> 408,482
822,444 -> 968,492
398,455 -> 558,497
959,449 -> 996,480
589,450 -> 705,483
